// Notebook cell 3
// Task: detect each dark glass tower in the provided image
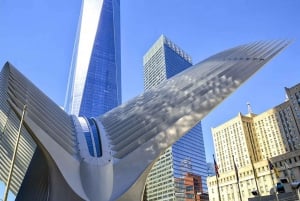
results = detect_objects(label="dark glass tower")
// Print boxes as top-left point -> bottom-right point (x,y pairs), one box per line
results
64,0 -> 121,117
143,35 -> 207,200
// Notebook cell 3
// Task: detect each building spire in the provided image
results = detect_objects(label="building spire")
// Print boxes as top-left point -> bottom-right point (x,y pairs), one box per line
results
247,102 -> 253,114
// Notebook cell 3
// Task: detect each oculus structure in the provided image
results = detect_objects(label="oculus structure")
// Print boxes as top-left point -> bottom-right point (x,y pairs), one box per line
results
0,40 -> 290,201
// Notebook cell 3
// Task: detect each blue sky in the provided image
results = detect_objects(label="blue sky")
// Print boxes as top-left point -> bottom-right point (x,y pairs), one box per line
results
0,0 -> 300,197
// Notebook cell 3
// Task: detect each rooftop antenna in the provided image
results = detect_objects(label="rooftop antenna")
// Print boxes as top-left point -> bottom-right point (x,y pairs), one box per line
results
247,102 -> 253,114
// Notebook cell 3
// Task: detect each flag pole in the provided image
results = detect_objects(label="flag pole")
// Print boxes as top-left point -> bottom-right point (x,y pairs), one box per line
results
250,156 -> 260,197
233,155 -> 243,201
213,154 -> 222,201
268,158 -> 279,201
3,105 -> 27,201
216,174 -> 222,201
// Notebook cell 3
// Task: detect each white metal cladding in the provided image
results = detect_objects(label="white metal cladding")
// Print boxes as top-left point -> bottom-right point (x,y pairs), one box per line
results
6,65 -> 77,155
100,40 -> 290,160
0,62 -> 78,195
98,40 -> 291,201
0,40 -> 290,201
0,64 -> 36,194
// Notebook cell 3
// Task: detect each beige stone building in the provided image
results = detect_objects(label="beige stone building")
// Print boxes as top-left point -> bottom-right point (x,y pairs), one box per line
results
208,111 -> 286,201
208,152 -> 300,201
208,160 -> 277,201
208,83 -> 300,201
212,110 -> 286,175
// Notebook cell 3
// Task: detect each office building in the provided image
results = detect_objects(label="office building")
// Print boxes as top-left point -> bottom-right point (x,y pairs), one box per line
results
174,173 -> 204,201
212,111 -> 286,172
143,35 -> 207,200
64,0 -> 121,117
208,159 -> 280,201
207,83 -> 300,201
285,83 -> 300,124
276,84 -> 300,151
208,150 -> 300,201
208,111 -> 286,201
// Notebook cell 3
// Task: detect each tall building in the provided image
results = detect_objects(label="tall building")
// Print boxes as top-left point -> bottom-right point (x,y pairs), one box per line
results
64,0 -> 121,117
143,35 -> 208,200
276,83 -> 300,151
285,83 -> 300,125
253,109 -> 286,159
212,111 -> 286,174
207,83 -> 300,201
275,101 -> 300,151
208,111 -> 287,201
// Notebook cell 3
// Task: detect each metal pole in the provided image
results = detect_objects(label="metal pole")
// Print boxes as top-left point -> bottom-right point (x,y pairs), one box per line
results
216,176 -> 222,201
250,156 -> 261,199
3,105 -> 27,201
236,176 -> 243,201
269,168 -> 279,201
213,154 -> 222,201
233,155 -> 243,201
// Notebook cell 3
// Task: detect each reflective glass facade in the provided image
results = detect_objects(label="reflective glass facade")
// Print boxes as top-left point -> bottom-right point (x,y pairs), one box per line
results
143,35 -> 207,200
64,0 -> 121,117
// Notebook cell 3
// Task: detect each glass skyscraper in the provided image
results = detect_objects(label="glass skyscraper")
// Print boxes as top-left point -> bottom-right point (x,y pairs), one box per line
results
143,35 -> 207,200
64,0 -> 121,117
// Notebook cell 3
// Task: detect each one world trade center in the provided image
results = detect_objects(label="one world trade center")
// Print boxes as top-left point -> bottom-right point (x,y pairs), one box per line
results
64,0 -> 121,117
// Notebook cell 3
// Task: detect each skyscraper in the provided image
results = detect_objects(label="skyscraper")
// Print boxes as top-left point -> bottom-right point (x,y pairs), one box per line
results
143,35 -> 208,200
64,0 -> 121,117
